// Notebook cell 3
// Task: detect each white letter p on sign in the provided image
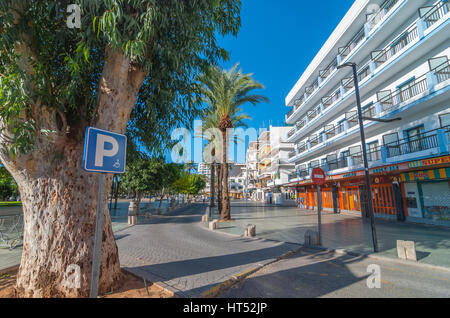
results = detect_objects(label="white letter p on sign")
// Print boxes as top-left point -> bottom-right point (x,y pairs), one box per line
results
95,134 -> 119,167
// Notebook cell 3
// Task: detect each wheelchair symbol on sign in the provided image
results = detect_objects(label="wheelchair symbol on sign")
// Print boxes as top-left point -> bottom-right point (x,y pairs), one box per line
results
113,159 -> 121,169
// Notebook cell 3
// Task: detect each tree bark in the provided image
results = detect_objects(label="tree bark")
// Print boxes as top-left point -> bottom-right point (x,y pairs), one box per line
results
209,160 -> 215,208
220,130 -> 231,220
217,162 -> 222,214
0,46 -> 146,297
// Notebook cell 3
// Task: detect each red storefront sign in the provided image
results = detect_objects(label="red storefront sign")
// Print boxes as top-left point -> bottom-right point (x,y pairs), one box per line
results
312,168 -> 326,186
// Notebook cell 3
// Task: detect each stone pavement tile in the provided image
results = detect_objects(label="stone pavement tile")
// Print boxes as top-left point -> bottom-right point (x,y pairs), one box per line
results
116,204 -> 300,297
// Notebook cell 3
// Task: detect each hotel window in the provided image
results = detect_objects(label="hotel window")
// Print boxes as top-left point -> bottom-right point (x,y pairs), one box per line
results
310,160 -> 319,169
383,132 -> 400,157
367,142 -> 380,161
439,113 -> 450,128
406,125 -> 425,153
341,150 -> 350,167
349,146 -> 362,165
327,154 -> 338,170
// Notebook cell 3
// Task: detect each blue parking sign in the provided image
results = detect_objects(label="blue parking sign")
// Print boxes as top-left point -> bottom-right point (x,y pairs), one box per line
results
83,127 -> 127,174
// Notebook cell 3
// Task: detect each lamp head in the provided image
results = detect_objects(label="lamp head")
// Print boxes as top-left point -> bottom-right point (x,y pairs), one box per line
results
337,62 -> 356,70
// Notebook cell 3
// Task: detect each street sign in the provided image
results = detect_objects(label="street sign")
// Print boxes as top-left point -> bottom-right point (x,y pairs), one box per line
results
82,127 -> 127,298
312,167 -> 326,186
83,127 -> 127,174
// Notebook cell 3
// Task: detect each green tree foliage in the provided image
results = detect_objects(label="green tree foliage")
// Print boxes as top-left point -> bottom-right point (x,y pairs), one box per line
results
0,166 -> 18,200
0,0 -> 242,156
120,157 -> 164,200
172,171 -> 206,196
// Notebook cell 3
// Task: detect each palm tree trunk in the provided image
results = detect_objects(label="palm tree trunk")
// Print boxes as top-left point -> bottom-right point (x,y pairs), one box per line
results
221,130 -> 231,220
210,160 -> 215,208
217,162 -> 222,214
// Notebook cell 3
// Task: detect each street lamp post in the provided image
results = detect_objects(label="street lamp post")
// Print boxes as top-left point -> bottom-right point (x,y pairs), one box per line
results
337,62 -> 379,253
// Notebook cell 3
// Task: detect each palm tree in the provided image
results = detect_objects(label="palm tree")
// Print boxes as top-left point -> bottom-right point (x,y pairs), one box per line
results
199,64 -> 268,220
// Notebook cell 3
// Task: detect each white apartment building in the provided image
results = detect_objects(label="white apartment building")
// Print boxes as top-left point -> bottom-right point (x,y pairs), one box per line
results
284,0 -> 450,225
198,162 -> 210,177
243,141 -> 259,197
249,126 -> 295,202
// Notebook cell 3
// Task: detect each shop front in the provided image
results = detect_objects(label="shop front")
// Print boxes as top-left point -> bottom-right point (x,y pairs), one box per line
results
401,167 -> 450,223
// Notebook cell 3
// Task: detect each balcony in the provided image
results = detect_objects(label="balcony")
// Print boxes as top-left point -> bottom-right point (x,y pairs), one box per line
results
384,126 -> 449,159
309,135 -> 319,148
371,22 -> 419,69
434,60 -> 450,84
339,27 -> 366,60
420,0 -> 449,29
378,74 -> 428,113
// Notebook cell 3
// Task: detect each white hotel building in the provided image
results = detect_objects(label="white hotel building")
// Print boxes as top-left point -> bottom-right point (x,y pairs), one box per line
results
284,0 -> 450,225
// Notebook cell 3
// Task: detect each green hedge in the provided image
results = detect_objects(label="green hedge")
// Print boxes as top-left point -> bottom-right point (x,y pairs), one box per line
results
0,201 -> 22,207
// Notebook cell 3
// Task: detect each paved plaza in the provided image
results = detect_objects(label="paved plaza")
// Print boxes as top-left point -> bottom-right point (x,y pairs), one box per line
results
2,200 -> 450,298
209,201 -> 450,268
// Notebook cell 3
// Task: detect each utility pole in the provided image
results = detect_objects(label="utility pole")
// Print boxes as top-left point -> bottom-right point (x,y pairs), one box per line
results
337,62 -> 380,253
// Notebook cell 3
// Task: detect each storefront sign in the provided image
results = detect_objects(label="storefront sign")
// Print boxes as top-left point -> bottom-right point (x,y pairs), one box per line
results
312,168 -> 326,186
409,156 -> 450,168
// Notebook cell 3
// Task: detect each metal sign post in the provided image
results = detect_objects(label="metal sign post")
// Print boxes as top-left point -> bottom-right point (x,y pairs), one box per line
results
317,185 -> 322,246
83,127 -> 127,298
312,167 -> 326,247
90,174 -> 105,298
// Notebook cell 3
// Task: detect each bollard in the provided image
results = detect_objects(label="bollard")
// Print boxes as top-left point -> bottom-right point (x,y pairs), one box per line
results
304,230 -> 320,247
209,220 -> 218,230
244,224 -> 256,237
397,240 -> 417,261
128,201 -> 138,225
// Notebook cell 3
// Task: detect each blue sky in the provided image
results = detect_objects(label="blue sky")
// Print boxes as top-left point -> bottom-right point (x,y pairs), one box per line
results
217,0 -> 354,129
167,0 -> 354,164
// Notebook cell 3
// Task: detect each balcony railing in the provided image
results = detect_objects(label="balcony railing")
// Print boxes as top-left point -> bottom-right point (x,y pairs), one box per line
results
433,60 -> 450,84
297,142 -> 307,154
296,119 -> 306,130
385,126 -> 449,158
307,108 -> 319,121
324,124 -> 335,139
342,77 -> 355,90
319,58 -> 338,83
306,78 -> 320,97
420,0 -> 449,28
372,23 -> 418,68
378,73 -> 428,113
339,27 -> 366,59
309,135 -> 319,147
367,0 -> 400,28
288,128 -> 296,139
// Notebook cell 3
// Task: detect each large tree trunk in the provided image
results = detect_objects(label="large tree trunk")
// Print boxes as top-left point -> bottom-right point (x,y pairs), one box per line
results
220,130 -> 231,220
0,46 -> 146,297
